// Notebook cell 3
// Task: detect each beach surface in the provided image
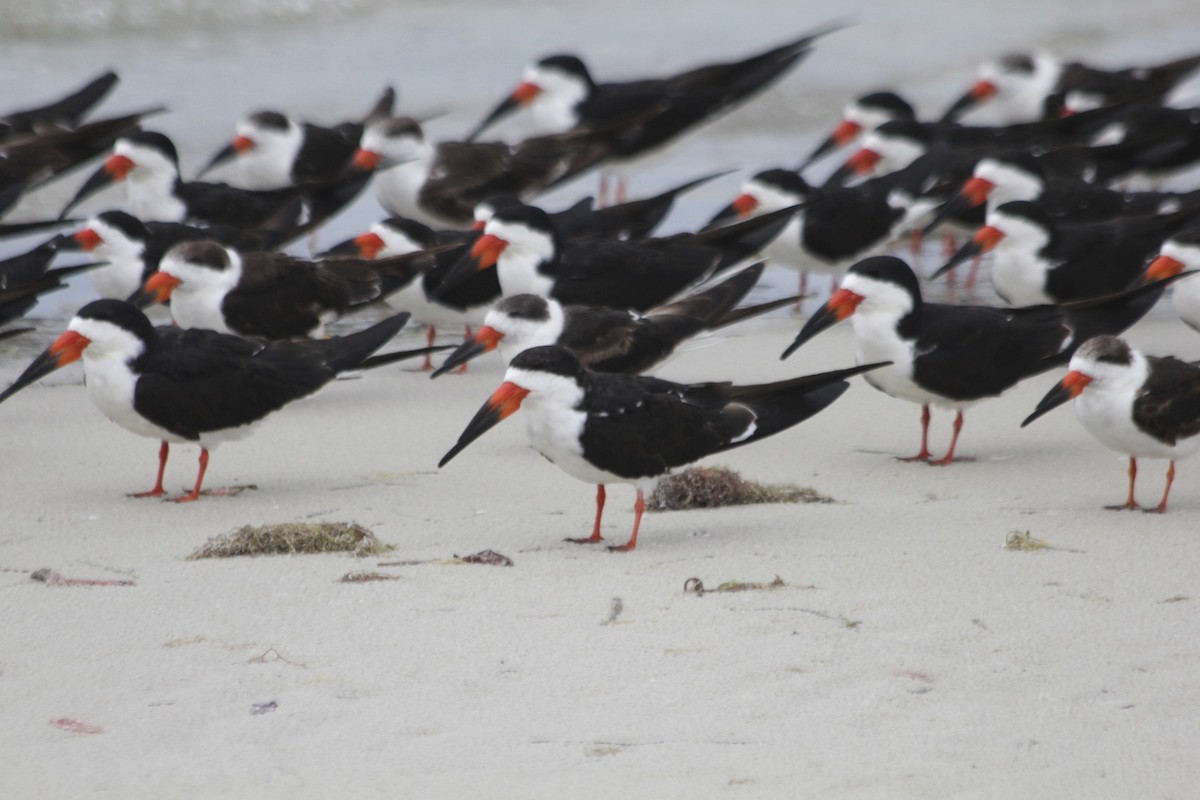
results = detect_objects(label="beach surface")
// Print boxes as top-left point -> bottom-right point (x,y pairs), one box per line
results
1,305 -> 1198,798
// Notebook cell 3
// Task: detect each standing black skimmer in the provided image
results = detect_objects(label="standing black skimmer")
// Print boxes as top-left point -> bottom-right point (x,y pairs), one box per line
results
439,345 -> 883,551
1143,225 -> 1200,332
465,24 -> 842,202
0,300 -> 412,501
1022,335 -> 1200,512
352,116 -> 613,227
140,239 -> 427,339
60,131 -> 367,237
940,51 -> 1200,123
800,91 -> 916,169
708,167 -> 909,297
937,200 -> 1197,305
781,255 -> 1173,465
54,210 -> 294,301
322,215 -> 495,369
198,87 -> 394,189
431,262 -> 788,376
922,150 -> 1200,237
440,201 -> 795,311
0,70 -> 119,142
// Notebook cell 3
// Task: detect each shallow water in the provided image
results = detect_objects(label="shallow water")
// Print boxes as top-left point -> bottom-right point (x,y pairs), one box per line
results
2,0 -> 1199,321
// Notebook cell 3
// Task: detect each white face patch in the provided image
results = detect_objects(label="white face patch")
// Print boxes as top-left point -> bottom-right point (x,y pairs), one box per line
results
232,116 -> 302,190
115,140 -> 185,222
490,301 -> 564,365
487,218 -> 557,298
975,158 -> 1042,205
158,246 -> 242,333
523,63 -> 588,134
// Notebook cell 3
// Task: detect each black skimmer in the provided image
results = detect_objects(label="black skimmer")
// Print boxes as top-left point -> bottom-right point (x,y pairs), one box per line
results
1086,104 -> 1200,185
922,150 -> 1200,237
61,130 -> 367,238
937,200 -> 1197,305
322,215 -> 496,369
1022,335 -> 1200,512
0,300 -> 413,501
198,87 -> 394,189
708,167 -> 909,296
439,344 -> 883,551
54,210 -> 295,301
1143,225 -> 1200,332
824,110 -> 1119,188
431,262 -> 788,377
440,201 -> 795,311
140,239 -> 428,339
781,255 -> 1173,465
0,70 -> 119,141
800,91 -> 917,169
940,51 -> 1200,123
352,116 -> 612,227
465,24 -> 841,202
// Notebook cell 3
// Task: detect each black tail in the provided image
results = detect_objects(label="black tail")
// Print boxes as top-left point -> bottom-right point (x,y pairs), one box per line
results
720,361 -> 887,450
320,312 -> 411,373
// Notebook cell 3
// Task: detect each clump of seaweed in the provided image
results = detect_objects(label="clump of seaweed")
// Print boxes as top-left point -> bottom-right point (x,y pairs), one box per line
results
684,575 -> 787,595
649,466 -> 833,511
338,571 -> 401,583
188,522 -> 393,559
1005,530 -> 1051,552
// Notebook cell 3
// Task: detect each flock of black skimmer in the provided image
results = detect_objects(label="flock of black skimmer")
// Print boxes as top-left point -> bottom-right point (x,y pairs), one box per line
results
3,23 -> 1200,550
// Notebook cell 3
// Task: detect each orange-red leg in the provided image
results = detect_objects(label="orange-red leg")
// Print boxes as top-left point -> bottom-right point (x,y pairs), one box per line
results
566,485 -> 606,544
1107,457 -> 1140,510
1147,460 -> 1175,514
131,441 -> 169,498
458,324 -> 471,374
898,405 -> 933,462
421,325 -> 437,371
608,489 -> 644,552
172,448 -> 210,503
929,410 -> 964,466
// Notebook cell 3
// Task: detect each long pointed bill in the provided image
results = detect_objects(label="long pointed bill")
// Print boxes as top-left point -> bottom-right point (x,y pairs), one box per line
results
922,176 -> 994,235
800,119 -> 861,169
0,330 -> 90,404
1022,370 -> 1092,427
140,271 -> 182,304
60,154 -> 131,219
845,147 -> 881,176
197,141 -> 238,178
68,227 -> 103,251
353,232 -> 385,259
433,234 -> 507,298
438,381 -> 530,467
781,287 -> 864,360
1143,254 -> 1184,283
351,148 -> 382,172
939,79 -> 997,122
932,225 -> 1004,280
464,82 -> 540,143
430,326 -> 504,378
921,194 -> 971,236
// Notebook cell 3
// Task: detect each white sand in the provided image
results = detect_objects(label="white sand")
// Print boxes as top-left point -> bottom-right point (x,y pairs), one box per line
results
1,304 -> 1197,798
